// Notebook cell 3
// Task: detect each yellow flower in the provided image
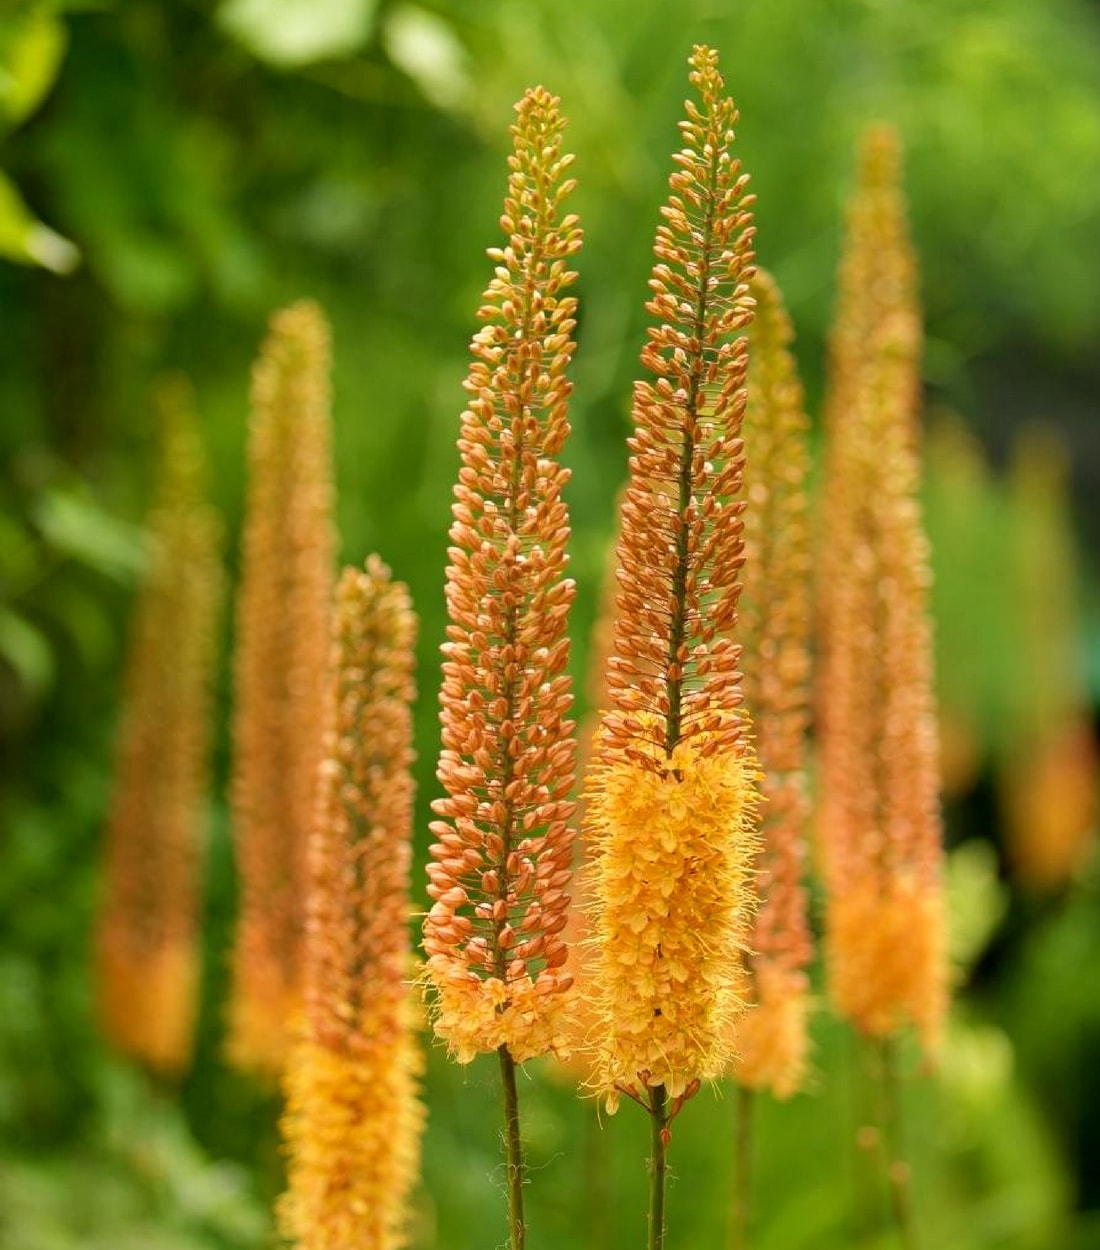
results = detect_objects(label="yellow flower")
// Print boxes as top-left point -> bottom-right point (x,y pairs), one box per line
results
585,720 -> 760,1103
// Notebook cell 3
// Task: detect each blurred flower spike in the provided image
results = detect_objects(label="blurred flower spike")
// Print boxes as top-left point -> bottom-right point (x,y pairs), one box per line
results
819,127 -> 947,1051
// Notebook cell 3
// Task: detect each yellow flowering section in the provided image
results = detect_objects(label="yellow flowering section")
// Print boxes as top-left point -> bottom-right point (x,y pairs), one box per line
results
828,876 -> 946,1051
279,1023 -> 424,1250
425,974 -> 573,1067
584,724 -> 760,1107
732,964 -> 811,1101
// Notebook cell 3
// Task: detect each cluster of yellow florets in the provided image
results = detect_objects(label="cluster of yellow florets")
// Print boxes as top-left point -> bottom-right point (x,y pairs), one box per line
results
583,725 -> 761,1107
279,1026 -> 425,1250
425,968 -> 574,1066
827,874 -> 946,1051
733,964 -> 812,1100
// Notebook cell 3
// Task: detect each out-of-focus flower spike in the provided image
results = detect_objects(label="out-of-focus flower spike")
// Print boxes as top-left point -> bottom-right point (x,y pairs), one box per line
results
279,559 -> 425,1250
731,269 -> 814,1100
228,300 -> 336,1077
819,126 -> 947,1053
97,376 -> 224,1076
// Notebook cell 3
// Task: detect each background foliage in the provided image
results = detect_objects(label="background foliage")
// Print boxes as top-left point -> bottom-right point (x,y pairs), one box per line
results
2,1 -> 1099,1247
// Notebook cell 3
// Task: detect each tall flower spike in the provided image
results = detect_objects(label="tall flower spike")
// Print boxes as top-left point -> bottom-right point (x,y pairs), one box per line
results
818,127 -> 947,1051
732,270 -> 814,1100
97,377 -> 223,1075
228,301 -> 336,1077
583,45 -> 760,1114
280,559 -> 425,1250
422,86 -> 582,1065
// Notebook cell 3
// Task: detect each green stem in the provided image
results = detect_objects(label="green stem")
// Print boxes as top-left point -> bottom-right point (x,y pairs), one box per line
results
498,1045 -> 526,1250
729,1084 -> 755,1250
648,1085 -> 669,1250
877,1039 -> 918,1250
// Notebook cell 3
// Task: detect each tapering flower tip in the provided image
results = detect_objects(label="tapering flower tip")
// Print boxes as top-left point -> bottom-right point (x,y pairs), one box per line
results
97,377 -> 223,1076
820,131 -> 947,1053
228,299 -> 336,1078
280,558 -> 425,1250
583,46 -> 759,1109
598,43 -> 755,770
732,269 -> 814,1099
422,86 -> 582,1065
585,716 -> 761,1107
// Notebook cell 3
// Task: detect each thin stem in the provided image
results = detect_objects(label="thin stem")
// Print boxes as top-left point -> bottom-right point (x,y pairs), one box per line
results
729,1084 -> 755,1250
498,1045 -> 526,1250
877,1038 -> 918,1250
648,1085 -> 669,1250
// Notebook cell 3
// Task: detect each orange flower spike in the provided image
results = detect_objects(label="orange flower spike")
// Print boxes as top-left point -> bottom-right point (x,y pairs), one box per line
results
97,379 -> 223,1075
228,301 -> 336,1077
820,128 -> 947,1052
732,270 -> 814,1100
422,85 -> 583,1064
280,560 -> 425,1250
584,45 -> 761,1110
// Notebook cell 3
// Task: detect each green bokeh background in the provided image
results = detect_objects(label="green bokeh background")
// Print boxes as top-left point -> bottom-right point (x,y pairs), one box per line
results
2,2 -> 1099,1247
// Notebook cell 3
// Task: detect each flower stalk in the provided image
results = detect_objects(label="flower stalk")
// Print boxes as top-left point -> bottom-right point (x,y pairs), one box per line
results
421,84 -> 583,1248
582,43 -> 759,1247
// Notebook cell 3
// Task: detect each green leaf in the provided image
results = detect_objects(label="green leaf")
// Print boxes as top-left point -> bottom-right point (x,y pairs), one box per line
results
0,6 -> 67,130
0,170 -> 79,272
30,488 -> 146,583
217,0 -> 377,67
383,5 -> 471,112
0,606 -> 54,697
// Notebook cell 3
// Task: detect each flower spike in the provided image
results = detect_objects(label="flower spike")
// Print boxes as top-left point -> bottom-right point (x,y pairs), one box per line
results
279,559 -> 425,1250
732,269 -> 814,1100
819,127 -> 947,1051
228,300 -> 336,1077
583,45 -> 760,1113
422,85 -> 583,1065
96,378 -> 223,1076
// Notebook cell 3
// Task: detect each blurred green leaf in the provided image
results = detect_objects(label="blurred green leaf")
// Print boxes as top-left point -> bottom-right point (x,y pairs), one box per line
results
31,489 -> 145,583
0,605 -> 54,695
383,5 -> 472,112
0,5 -> 67,130
218,0 -> 377,67
0,169 -> 79,272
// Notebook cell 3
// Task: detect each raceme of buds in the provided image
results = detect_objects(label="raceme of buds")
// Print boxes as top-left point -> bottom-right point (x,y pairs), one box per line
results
422,85 -> 582,1065
228,300 -> 336,1077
